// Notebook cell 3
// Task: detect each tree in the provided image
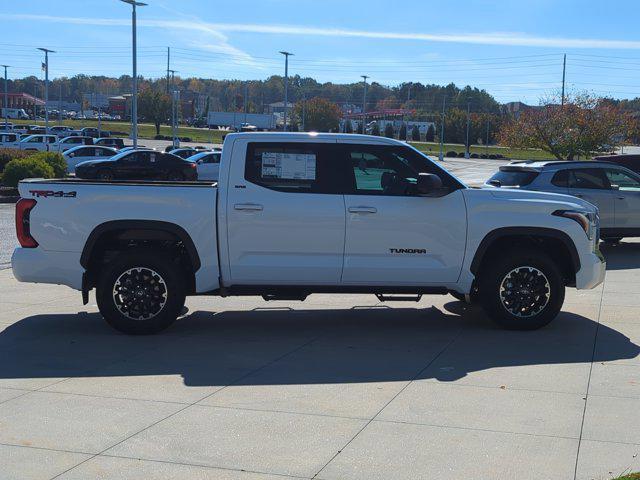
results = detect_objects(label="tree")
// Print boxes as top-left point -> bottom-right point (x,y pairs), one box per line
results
292,97 -> 340,132
138,88 -> 171,135
499,92 -> 633,160
412,125 -> 421,141
344,120 -> 353,133
399,123 -> 407,140
425,124 -> 435,141
384,123 -> 395,138
371,122 -> 380,136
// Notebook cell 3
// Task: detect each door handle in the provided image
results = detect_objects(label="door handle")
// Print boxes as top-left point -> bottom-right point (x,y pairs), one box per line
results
617,196 -> 626,200
348,206 -> 377,214
234,203 -> 263,211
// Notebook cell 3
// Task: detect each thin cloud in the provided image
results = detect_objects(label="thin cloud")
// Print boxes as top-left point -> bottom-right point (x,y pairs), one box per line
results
8,14 -> 640,50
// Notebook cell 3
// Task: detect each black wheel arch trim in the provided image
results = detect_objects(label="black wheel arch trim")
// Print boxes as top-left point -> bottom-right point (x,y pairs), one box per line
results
470,227 -> 581,275
80,220 -> 201,271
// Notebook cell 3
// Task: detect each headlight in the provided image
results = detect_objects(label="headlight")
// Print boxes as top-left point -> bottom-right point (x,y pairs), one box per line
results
553,210 -> 598,241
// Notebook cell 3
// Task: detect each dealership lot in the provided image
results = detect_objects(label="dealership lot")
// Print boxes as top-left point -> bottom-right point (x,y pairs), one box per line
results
0,158 -> 638,480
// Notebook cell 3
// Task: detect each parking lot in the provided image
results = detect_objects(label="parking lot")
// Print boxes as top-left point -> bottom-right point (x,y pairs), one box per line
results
0,158 -> 638,480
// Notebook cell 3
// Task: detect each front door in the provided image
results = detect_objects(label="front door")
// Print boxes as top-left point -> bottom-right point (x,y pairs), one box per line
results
604,167 -> 640,230
226,140 -> 346,285
339,144 -> 467,285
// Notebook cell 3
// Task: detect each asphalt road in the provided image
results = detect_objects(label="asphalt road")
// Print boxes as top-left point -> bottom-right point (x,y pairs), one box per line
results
0,204 -> 16,269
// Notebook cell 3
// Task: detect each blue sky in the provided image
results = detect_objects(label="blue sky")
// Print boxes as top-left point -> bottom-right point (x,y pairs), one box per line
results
4,0 -> 640,103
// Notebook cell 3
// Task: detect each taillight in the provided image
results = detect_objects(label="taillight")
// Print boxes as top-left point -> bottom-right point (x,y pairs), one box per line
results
15,198 -> 38,248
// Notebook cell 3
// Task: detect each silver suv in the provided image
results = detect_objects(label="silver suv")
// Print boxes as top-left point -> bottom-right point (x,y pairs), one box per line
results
486,161 -> 640,244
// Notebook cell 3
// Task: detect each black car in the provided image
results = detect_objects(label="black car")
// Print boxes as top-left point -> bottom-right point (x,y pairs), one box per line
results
75,149 -> 198,181
94,137 -> 125,149
168,147 -> 198,159
81,127 -> 110,138
594,154 -> 640,175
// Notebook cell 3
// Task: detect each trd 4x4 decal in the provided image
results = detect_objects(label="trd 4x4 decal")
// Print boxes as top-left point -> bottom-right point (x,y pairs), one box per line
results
29,190 -> 77,198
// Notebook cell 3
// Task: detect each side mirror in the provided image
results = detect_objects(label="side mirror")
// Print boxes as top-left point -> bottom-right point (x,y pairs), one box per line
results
68,153 -> 75,158
416,173 -> 445,196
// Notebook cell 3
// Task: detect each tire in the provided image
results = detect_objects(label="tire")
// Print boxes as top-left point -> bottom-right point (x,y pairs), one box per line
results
96,251 -> 186,334
478,248 -> 565,330
97,169 -> 114,181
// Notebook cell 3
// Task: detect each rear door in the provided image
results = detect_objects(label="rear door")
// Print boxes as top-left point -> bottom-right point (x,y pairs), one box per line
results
604,167 -> 640,230
197,152 -> 221,180
225,140 -> 346,285
566,168 -> 616,228
340,143 -> 467,285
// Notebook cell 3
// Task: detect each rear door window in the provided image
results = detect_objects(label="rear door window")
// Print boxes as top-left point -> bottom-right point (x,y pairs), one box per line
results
245,142 -> 340,194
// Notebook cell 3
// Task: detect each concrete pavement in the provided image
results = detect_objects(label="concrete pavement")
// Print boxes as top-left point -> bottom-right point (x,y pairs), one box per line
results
0,241 -> 639,480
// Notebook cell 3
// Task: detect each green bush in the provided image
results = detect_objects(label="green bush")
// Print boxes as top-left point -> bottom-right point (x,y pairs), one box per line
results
2,157 -> 55,188
27,151 -> 68,177
0,148 -> 32,173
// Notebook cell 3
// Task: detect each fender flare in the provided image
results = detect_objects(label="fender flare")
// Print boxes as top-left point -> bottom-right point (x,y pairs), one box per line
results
80,220 -> 201,271
469,227 -> 581,275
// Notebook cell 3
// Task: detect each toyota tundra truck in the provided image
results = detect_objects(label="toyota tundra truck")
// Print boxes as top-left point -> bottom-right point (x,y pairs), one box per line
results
11,133 -> 606,334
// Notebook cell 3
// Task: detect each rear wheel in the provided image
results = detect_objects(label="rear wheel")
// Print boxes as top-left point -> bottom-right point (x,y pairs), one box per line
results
478,249 -> 565,330
97,169 -> 114,181
96,252 -> 185,334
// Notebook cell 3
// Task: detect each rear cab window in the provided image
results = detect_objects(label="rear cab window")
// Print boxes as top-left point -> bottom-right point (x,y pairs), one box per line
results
488,168 -> 539,187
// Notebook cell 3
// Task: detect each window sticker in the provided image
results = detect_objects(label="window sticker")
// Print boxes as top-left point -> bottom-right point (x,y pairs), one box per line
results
261,152 -> 316,180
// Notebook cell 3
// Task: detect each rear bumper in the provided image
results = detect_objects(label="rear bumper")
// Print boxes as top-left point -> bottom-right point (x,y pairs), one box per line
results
575,250 -> 606,290
12,247 -> 83,290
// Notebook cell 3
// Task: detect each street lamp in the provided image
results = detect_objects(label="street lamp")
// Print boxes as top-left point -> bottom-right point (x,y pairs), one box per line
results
361,75 -> 369,134
120,0 -> 147,149
279,51 -> 293,131
1,65 -> 9,130
37,48 -> 55,131
168,69 -> 178,148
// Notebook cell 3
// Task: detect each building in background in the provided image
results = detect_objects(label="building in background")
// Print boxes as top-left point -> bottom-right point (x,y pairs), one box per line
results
4,93 -> 45,116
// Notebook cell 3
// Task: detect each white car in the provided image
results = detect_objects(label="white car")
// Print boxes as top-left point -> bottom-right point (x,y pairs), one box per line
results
19,134 -> 59,152
57,136 -> 93,152
63,145 -> 117,174
0,131 -> 21,148
12,133 -> 605,335
49,126 -> 74,138
189,150 -> 221,180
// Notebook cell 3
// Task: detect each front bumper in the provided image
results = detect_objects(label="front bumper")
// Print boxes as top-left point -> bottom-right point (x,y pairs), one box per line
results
575,250 -> 606,290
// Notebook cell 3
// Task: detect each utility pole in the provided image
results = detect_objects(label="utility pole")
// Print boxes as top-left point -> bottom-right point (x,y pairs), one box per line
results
169,69 -> 178,148
465,103 -> 471,159
561,53 -> 566,107
37,48 -> 55,132
1,65 -> 9,130
120,0 -> 147,149
244,81 -> 248,123
439,96 -> 446,161
361,75 -> 369,134
166,46 -> 170,94
279,51 -> 293,131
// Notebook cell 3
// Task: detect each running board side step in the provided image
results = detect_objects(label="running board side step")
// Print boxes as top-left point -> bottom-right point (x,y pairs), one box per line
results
262,294 -> 308,301
375,294 -> 422,302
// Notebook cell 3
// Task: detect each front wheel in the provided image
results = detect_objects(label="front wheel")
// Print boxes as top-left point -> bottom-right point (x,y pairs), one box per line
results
96,252 -> 185,334
478,249 -> 565,330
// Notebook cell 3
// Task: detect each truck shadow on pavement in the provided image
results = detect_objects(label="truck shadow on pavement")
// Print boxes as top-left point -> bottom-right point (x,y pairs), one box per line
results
0,302 -> 637,388
599,241 -> 640,270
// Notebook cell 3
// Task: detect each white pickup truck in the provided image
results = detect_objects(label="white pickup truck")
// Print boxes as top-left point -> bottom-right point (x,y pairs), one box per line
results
12,133 -> 605,334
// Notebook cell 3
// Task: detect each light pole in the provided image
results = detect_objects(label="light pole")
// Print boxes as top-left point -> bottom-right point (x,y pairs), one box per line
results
279,51 -> 293,131
120,0 -> 146,149
1,65 -> 9,130
361,75 -> 369,134
168,69 -> 178,148
37,48 -> 55,131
